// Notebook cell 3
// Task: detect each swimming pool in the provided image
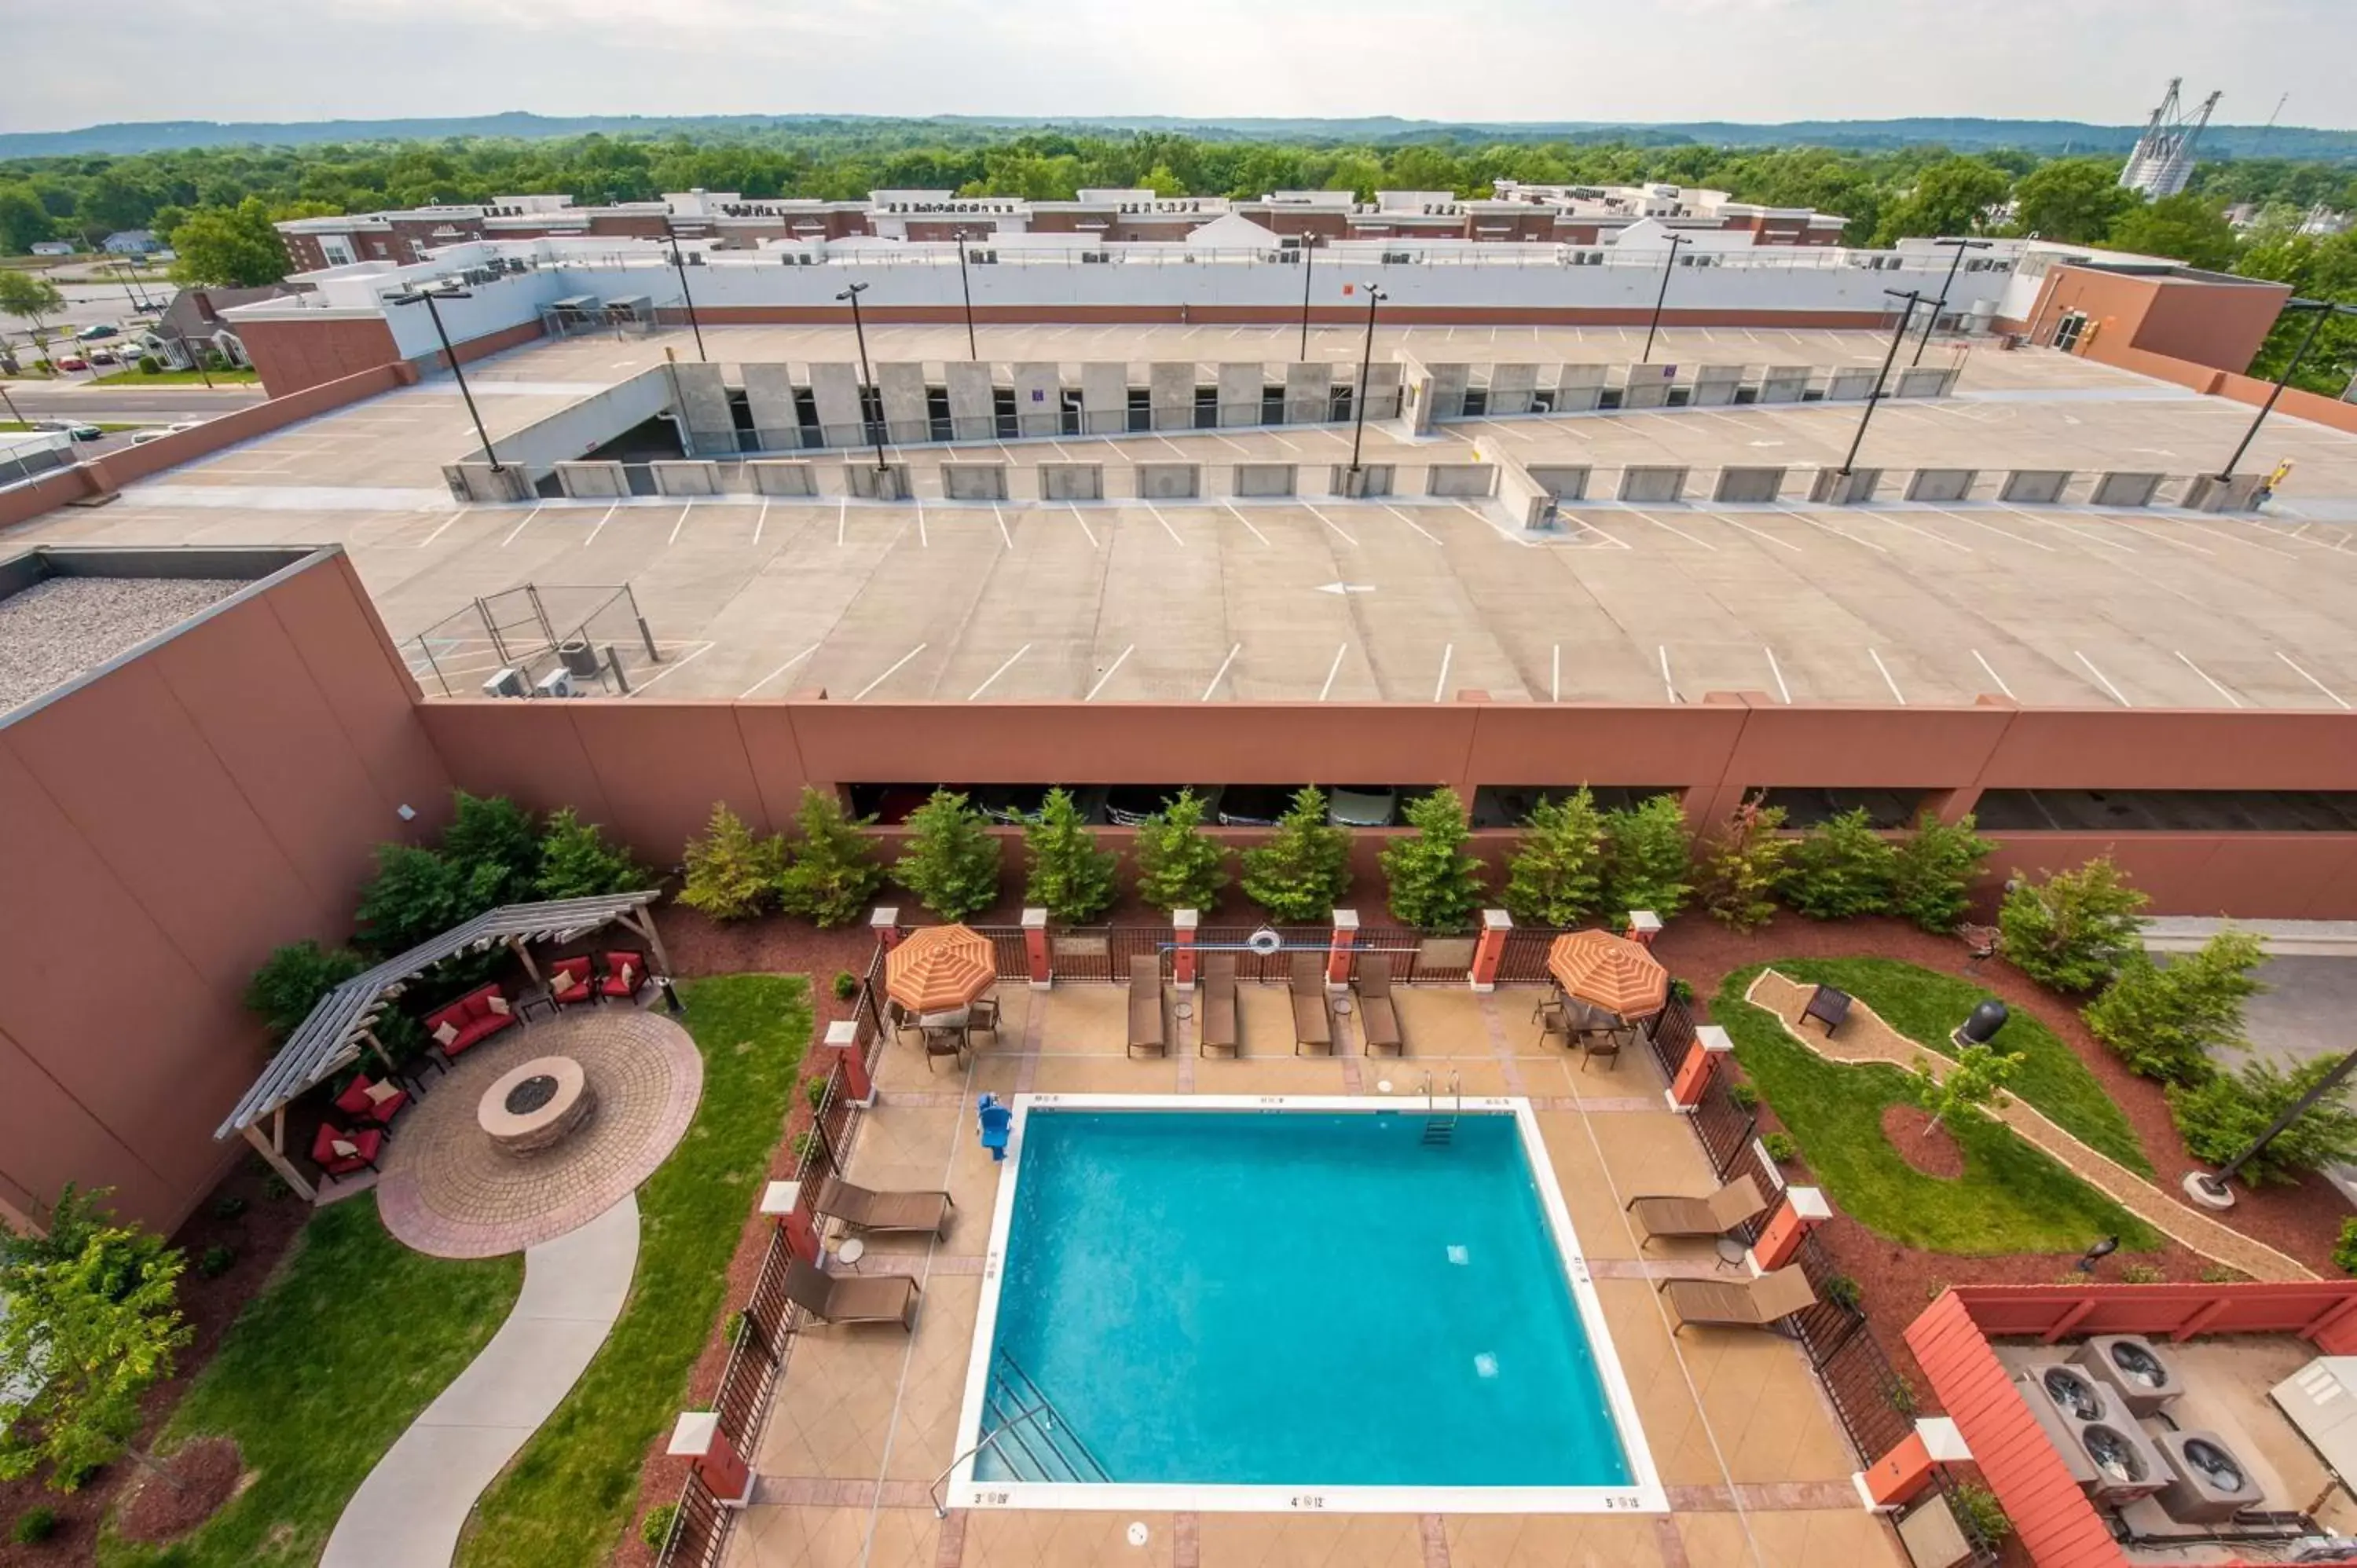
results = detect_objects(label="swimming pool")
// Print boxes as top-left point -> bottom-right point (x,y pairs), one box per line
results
948,1094 -> 1663,1514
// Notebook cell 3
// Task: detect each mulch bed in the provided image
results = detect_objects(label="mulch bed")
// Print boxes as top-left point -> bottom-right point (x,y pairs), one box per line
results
1879,1104 -> 1967,1178
110,1438 -> 245,1544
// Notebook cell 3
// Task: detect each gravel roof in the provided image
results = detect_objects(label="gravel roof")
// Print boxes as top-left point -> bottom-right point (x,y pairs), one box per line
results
0,576 -> 247,715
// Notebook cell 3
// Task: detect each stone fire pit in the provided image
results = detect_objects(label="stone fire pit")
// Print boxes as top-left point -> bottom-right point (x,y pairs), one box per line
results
478,1055 -> 595,1154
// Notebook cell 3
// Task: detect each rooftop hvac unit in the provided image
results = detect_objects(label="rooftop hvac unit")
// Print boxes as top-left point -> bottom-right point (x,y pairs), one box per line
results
557,639 -> 602,680
482,666 -> 529,698
2075,1420 -> 2171,1506
533,668 -> 577,699
2151,1431 -> 2265,1523
2073,1336 -> 2184,1417
2016,1362 -> 2134,1487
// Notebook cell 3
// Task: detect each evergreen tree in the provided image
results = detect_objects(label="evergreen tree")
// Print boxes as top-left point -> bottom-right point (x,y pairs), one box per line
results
1778,807 -> 1897,920
1502,788 -> 1607,926
1021,788 -> 1117,923
1600,794 -> 1693,921
678,801 -> 782,922
1889,811 -> 1994,933
1240,787 -> 1352,923
354,843 -> 472,955
534,807 -> 647,901
775,787 -> 884,928
894,789 -> 1003,921
1132,789 -> 1228,914
1380,788 -> 1486,930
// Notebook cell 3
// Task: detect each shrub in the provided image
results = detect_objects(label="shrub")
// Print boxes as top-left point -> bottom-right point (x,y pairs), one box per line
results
804,1075 -> 830,1112
1700,797 -> 1794,932
1667,976 -> 1693,1004
2169,1056 -> 2357,1188
679,802 -> 783,922
243,940 -> 366,1042
1380,788 -> 1485,930
1889,811 -> 1994,933
136,354 -> 161,374
1021,787 -> 1117,923
1824,1274 -> 1863,1311
1761,1131 -> 1798,1163
895,789 -> 1003,921
2199,1263 -> 2249,1285
1502,788 -> 1607,925
2334,1218 -> 2357,1277
831,969 -> 860,1002
1998,858 -> 2149,993
12,1508 -> 57,1544
639,1501 -> 680,1548
210,1195 -> 247,1222
775,786 -> 884,927
1131,789 -> 1228,914
1952,1482 -> 2012,1547
1912,1042 -> 2025,1134
1777,807 -> 1896,920
533,807 -> 645,901
724,1310 -> 744,1344
354,842 -> 474,955
2083,929 -> 2264,1086
788,1129 -> 819,1162
1240,787 -> 1352,923
440,791 -> 541,907
1599,793 -> 1692,921
1,1185 -> 172,1301
1727,1082 -> 1759,1112
2121,1263 -> 2165,1285
196,1244 -> 235,1278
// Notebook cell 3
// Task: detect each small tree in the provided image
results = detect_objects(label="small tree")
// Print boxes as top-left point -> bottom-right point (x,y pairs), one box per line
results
1502,788 -> 1607,926
1380,788 -> 1485,930
2084,929 -> 2266,1086
354,844 -> 471,955
440,791 -> 541,907
1889,811 -> 1994,934
1240,786 -> 1353,923
775,787 -> 883,928
1021,788 -> 1116,924
1700,797 -> 1794,932
1999,858 -> 2148,992
534,807 -> 646,901
244,940 -> 367,1042
0,271 -> 65,337
1912,1042 -> 2025,1134
894,789 -> 1003,921
2168,1056 -> 2357,1188
1599,793 -> 1693,921
1778,807 -> 1897,920
678,802 -> 783,922
1,1186 -> 173,1303
1132,789 -> 1227,914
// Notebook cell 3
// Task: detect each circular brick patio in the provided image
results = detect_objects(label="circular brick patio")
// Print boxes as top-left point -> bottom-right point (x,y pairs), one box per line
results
376,1007 -> 702,1258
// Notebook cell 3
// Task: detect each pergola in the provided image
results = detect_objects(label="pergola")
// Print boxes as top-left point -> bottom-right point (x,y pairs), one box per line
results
215,890 -> 669,1200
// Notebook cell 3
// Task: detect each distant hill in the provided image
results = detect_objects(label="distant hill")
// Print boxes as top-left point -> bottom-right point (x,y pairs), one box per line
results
4,111 -> 2355,162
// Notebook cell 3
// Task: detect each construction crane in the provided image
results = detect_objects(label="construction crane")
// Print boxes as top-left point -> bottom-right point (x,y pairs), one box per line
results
2119,79 -> 2223,199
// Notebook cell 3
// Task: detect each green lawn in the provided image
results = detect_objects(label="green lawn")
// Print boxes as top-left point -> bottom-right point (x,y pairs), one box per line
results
90,367 -> 260,386
1769,957 -> 2151,1175
100,1197 -> 522,1568
1717,965 -> 2161,1256
456,973 -> 809,1568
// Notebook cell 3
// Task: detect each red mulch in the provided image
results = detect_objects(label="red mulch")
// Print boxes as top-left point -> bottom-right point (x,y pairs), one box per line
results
0,1160 -> 309,1567
1879,1104 -> 1967,1179
110,1438 -> 244,1544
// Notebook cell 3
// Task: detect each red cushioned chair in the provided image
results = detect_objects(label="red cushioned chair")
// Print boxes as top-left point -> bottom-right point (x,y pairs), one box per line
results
423,983 -> 519,1061
548,956 -> 596,1009
333,1073 -> 411,1129
310,1122 -> 385,1178
598,951 -> 650,1002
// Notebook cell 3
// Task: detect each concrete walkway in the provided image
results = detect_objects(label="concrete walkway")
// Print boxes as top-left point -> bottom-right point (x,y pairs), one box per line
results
322,1195 -> 640,1568
1745,969 -> 2315,1282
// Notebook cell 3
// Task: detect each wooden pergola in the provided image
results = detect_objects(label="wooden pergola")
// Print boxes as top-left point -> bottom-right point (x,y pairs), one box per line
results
214,890 -> 669,1200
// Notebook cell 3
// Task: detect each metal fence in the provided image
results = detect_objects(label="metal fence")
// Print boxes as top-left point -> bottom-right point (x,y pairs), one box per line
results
405,582 -> 666,698
960,922 -> 1560,985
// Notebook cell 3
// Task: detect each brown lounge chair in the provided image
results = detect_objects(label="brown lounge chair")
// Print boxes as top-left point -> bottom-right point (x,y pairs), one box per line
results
1199,954 -> 1240,1057
1289,953 -> 1334,1056
1128,954 -> 1168,1057
816,1178 -> 953,1236
1354,954 -> 1404,1056
784,1257 -> 920,1329
1659,1265 -> 1817,1334
1625,1175 -> 1769,1247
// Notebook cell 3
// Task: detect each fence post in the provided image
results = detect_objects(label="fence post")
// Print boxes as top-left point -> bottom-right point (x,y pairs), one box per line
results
1173,908 -> 1199,991
1470,909 -> 1510,992
668,1412 -> 756,1507
1021,907 -> 1052,989
870,905 -> 903,952
1666,1023 -> 1733,1114
1326,908 -> 1358,989
1749,1185 -> 1832,1273
1854,1416 -> 1970,1512
827,1018 -> 872,1107
1626,909 -> 1663,946
759,1181 -> 821,1262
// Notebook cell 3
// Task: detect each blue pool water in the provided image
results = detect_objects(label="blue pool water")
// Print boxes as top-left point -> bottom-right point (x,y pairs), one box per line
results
977,1109 -> 1633,1489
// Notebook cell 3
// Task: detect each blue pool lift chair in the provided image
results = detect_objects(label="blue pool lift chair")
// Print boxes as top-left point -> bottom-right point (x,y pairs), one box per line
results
977,1093 -> 1013,1163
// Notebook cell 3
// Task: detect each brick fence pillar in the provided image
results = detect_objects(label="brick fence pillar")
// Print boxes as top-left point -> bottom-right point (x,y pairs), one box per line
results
1749,1185 -> 1832,1273
669,1412 -> 755,1507
1855,1417 -> 1970,1512
1173,908 -> 1199,990
1626,909 -> 1663,946
870,905 -> 903,952
1470,908 -> 1510,992
1666,1024 -> 1733,1114
1021,907 -> 1052,989
760,1181 -> 821,1262
1326,908 -> 1358,989
827,1018 -> 872,1106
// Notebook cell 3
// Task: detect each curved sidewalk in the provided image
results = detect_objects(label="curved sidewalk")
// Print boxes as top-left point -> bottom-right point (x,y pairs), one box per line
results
322,1194 -> 640,1568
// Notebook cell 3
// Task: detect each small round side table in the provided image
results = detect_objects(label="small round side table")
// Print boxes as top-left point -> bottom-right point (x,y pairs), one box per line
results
835,1236 -> 867,1273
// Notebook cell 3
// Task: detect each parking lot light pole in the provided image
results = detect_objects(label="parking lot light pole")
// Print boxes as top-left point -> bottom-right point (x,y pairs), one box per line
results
1298,236 -> 1318,361
955,234 -> 979,361
389,284 -> 503,473
662,218 -> 707,363
1838,289 -> 1926,477
1914,238 -> 1992,366
838,282 -> 889,476
2215,300 -> 2352,482
1347,284 -> 1387,482
1640,234 -> 1688,365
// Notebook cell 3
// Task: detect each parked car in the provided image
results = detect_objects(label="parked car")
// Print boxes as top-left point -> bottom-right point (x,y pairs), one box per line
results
1215,784 -> 1306,827
1326,787 -> 1398,828
64,422 -> 103,441
52,356 -> 88,372
1103,786 -> 1220,826
74,324 -> 118,341
129,426 -> 173,445
86,350 -> 119,365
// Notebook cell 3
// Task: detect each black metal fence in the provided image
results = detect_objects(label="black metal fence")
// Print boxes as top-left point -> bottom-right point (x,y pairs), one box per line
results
962,921 -> 1565,985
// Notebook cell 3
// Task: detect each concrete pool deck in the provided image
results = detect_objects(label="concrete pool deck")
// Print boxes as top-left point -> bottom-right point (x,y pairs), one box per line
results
731,984 -> 1904,1568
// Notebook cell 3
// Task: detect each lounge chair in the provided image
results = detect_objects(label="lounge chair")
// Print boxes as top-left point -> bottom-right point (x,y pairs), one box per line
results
783,1257 -> 921,1329
1199,954 -> 1240,1057
817,1178 -> 953,1236
1127,954 -> 1167,1057
1659,1265 -> 1817,1334
1289,953 -> 1334,1056
1626,1175 -> 1770,1247
1354,954 -> 1403,1056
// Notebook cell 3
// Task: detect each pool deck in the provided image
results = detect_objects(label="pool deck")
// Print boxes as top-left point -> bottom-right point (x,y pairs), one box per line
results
733,983 -> 1906,1568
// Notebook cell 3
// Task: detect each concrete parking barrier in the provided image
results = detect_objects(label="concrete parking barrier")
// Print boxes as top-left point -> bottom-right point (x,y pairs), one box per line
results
1426,463 -> 1499,499
1999,470 -> 2072,504
1808,467 -> 1883,504
1039,463 -> 1103,502
1904,469 -> 1977,503
745,460 -> 817,498
844,463 -> 913,501
1618,465 -> 1691,503
1135,462 -> 1201,500
1526,465 -> 1592,500
651,460 -> 722,497
555,462 -> 630,500
2089,471 -> 2165,508
1232,463 -> 1297,498
941,463 -> 1010,501
1714,467 -> 1787,504
2181,473 -> 2266,513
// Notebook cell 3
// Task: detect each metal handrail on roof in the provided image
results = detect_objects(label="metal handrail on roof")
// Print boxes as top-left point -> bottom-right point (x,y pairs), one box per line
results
214,888 -> 664,1139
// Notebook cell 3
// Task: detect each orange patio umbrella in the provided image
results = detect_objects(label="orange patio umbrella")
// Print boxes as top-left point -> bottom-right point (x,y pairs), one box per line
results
885,924 -> 997,1015
1546,929 -> 1670,1018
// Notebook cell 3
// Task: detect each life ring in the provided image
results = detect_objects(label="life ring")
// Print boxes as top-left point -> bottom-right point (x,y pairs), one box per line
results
1247,927 -> 1283,955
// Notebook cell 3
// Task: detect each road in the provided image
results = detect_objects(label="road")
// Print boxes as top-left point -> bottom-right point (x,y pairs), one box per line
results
0,383 -> 266,420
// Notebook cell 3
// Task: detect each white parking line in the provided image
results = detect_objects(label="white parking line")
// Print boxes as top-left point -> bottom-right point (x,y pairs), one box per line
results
1970,649 -> 2018,701
915,501 -> 929,548
1320,643 -> 1351,702
1383,504 -> 1444,544
1202,643 -> 1242,702
1145,503 -> 1184,546
1086,643 -> 1135,700
1786,508 -> 1889,554
837,497 -> 848,545
669,500 -> 692,545
1868,647 -> 1905,704
1304,504 -> 1358,546
739,643 -> 819,699
2174,651 -> 2243,708
1928,506 -> 2056,553
1659,646 -> 1679,702
1069,504 -> 1099,548
1267,433 -> 1303,454
968,643 -> 1032,701
2277,652 -> 2351,709
416,508 -> 471,548
1431,644 -> 1454,703
499,506 -> 542,547
582,502 -> 618,548
1221,501 -> 1270,546
625,640 -> 716,695
1551,644 -> 1560,703
992,502 -> 1013,548
1713,513 -> 1805,553
2074,650 -> 2132,706
853,643 -> 929,702
754,498 -> 769,544
1853,509 -> 1972,553
2005,504 -> 2137,555
1628,509 -> 1715,550
1765,647 -> 1791,704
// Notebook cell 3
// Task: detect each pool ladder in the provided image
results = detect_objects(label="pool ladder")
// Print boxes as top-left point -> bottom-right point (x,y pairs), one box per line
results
1420,1070 -> 1462,1146
929,1348 -> 1109,1515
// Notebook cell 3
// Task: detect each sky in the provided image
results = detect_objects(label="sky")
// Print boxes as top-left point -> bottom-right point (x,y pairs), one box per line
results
5,0 -> 2355,133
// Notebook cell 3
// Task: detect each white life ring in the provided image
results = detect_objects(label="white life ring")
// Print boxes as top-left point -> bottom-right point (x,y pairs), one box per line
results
1246,927 -> 1284,955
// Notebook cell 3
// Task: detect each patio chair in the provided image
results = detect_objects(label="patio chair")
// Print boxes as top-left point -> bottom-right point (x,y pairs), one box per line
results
1659,1265 -> 1817,1334
597,950 -> 650,1002
1128,955 -> 1168,1057
548,955 -> 596,1009
922,1024 -> 968,1072
309,1122 -> 384,1179
1354,954 -> 1404,1057
333,1073 -> 411,1130
1578,1025 -> 1631,1072
966,993 -> 1000,1046
1199,954 -> 1240,1057
1290,953 -> 1334,1056
1626,1175 -> 1770,1247
817,1178 -> 953,1236
1534,996 -> 1573,1050
977,1094 -> 1012,1163
783,1257 -> 921,1329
